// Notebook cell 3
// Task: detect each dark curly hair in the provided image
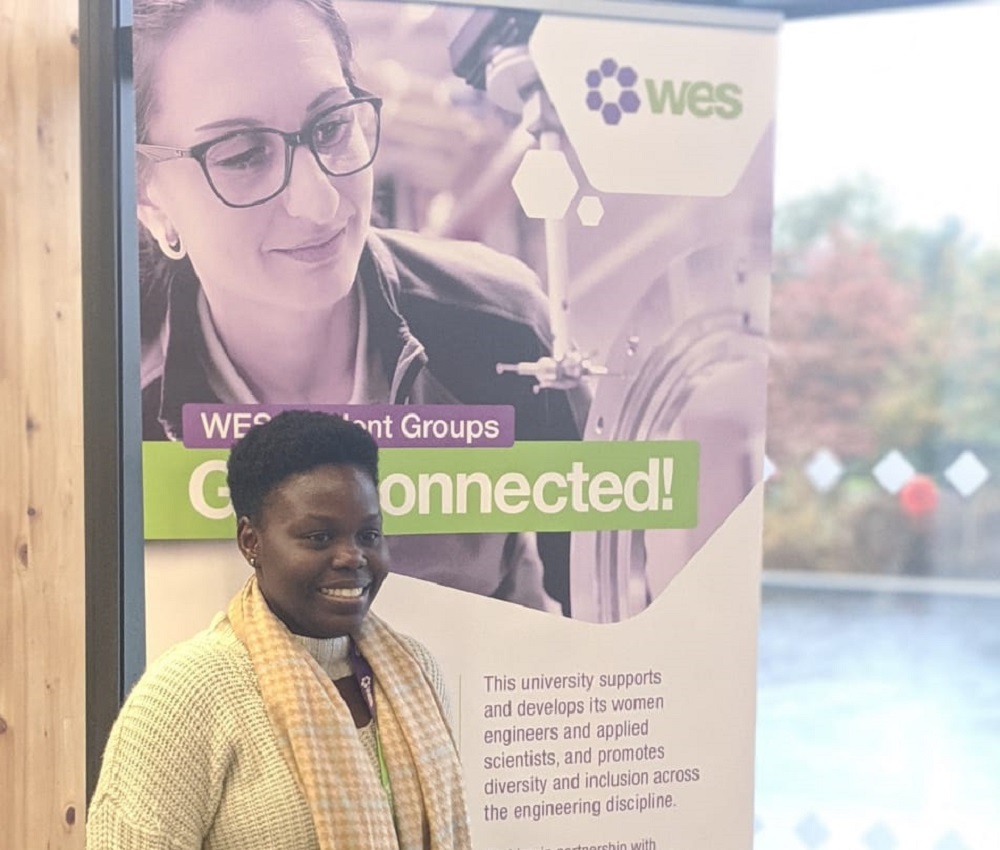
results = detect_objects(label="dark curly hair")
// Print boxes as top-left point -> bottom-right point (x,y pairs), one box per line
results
227,410 -> 379,521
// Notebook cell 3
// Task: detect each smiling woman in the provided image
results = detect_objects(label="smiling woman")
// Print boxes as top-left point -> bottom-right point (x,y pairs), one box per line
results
229,413 -> 390,639
135,0 -> 374,338
86,411 -> 471,850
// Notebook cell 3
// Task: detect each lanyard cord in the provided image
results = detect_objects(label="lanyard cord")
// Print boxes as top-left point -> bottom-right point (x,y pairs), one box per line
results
348,640 -> 396,817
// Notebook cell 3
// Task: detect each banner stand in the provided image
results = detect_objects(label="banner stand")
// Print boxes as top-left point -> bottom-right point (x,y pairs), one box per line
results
84,3 -> 780,846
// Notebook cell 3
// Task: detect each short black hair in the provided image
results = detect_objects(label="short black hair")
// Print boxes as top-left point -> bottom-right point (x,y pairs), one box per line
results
227,410 -> 379,521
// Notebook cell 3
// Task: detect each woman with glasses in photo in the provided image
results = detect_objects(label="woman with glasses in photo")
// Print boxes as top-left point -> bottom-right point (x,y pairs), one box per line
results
132,0 -> 587,613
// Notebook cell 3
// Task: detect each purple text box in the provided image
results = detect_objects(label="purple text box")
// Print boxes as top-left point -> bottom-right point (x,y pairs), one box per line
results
181,404 -> 516,449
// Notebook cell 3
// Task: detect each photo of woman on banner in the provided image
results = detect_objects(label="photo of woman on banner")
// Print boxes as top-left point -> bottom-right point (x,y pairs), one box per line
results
132,0 -> 587,614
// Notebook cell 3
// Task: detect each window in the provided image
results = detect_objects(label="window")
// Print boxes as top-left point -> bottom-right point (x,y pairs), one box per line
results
758,4 -> 1000,848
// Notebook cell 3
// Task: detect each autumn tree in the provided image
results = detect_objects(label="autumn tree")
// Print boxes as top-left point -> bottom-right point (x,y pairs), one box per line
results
765,177 -> 1000,577
768,180 -> 917,464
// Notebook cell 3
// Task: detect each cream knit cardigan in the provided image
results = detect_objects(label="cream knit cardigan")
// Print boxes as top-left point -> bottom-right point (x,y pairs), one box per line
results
86,617 -> 449,850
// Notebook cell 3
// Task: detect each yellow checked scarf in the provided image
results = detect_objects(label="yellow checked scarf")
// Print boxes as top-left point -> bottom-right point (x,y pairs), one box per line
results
226,577 -> 472,850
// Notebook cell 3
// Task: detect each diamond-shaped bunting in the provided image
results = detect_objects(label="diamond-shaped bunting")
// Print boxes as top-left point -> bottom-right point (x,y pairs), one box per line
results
804,448 -> 844,494
863,821 -> 898,850
944,451 -> 989,498
872,449 -> 916,495
795,813 -> 830,848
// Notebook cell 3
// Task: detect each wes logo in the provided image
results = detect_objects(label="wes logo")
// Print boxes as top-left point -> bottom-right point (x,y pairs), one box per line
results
535,17 -> 777,194
645,79 -> 743,120
585,57 -> 743,125
585,58 -> 642,126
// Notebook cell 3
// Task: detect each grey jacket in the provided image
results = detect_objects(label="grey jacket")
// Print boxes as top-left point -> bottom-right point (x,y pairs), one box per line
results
141,228 -> 588,611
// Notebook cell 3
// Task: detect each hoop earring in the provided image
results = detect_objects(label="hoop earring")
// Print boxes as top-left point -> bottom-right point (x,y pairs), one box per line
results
162,233 -> 186,261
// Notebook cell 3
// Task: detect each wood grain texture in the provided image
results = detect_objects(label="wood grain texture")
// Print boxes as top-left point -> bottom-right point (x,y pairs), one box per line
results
0,0 -> 86,847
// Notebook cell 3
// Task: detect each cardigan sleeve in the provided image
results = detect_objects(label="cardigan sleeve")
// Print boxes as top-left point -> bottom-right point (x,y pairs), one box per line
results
86,638 -> 238,850
397,633 -> 454,730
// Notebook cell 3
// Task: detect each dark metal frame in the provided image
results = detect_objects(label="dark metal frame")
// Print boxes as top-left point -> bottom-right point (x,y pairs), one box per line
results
653,0 -> 969,18
80,0 -> 145,801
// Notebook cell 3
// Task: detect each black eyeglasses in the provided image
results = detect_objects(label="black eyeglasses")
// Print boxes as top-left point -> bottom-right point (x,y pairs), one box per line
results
136,93 -> 382,209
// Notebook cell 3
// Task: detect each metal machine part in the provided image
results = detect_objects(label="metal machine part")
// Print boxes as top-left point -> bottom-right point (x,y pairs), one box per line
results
450,8 -> 607,393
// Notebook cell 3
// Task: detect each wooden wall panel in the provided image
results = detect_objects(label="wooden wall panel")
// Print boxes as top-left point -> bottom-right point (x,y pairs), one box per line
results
0,0 -> 86,847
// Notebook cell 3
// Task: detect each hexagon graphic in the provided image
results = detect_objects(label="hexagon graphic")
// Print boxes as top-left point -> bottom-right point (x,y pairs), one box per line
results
617,66 -> 637,88
584,56 -> 641,126
576,195 -> 604,227
511,149 -> 579,220
619,89 -> 640,114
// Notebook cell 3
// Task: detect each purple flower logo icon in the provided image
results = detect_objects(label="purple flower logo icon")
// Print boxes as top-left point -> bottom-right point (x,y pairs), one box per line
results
585,58 -> 641,126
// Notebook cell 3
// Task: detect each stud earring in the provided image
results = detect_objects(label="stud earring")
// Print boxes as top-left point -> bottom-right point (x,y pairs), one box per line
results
162,233 -> 186,261
248,555 -> 258,568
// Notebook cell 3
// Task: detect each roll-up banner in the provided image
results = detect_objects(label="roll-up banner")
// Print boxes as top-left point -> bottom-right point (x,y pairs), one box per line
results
133,0 -> 777,846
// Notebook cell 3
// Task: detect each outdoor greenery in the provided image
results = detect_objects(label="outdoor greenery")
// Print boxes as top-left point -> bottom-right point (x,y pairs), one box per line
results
764,177 -> 1000,577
